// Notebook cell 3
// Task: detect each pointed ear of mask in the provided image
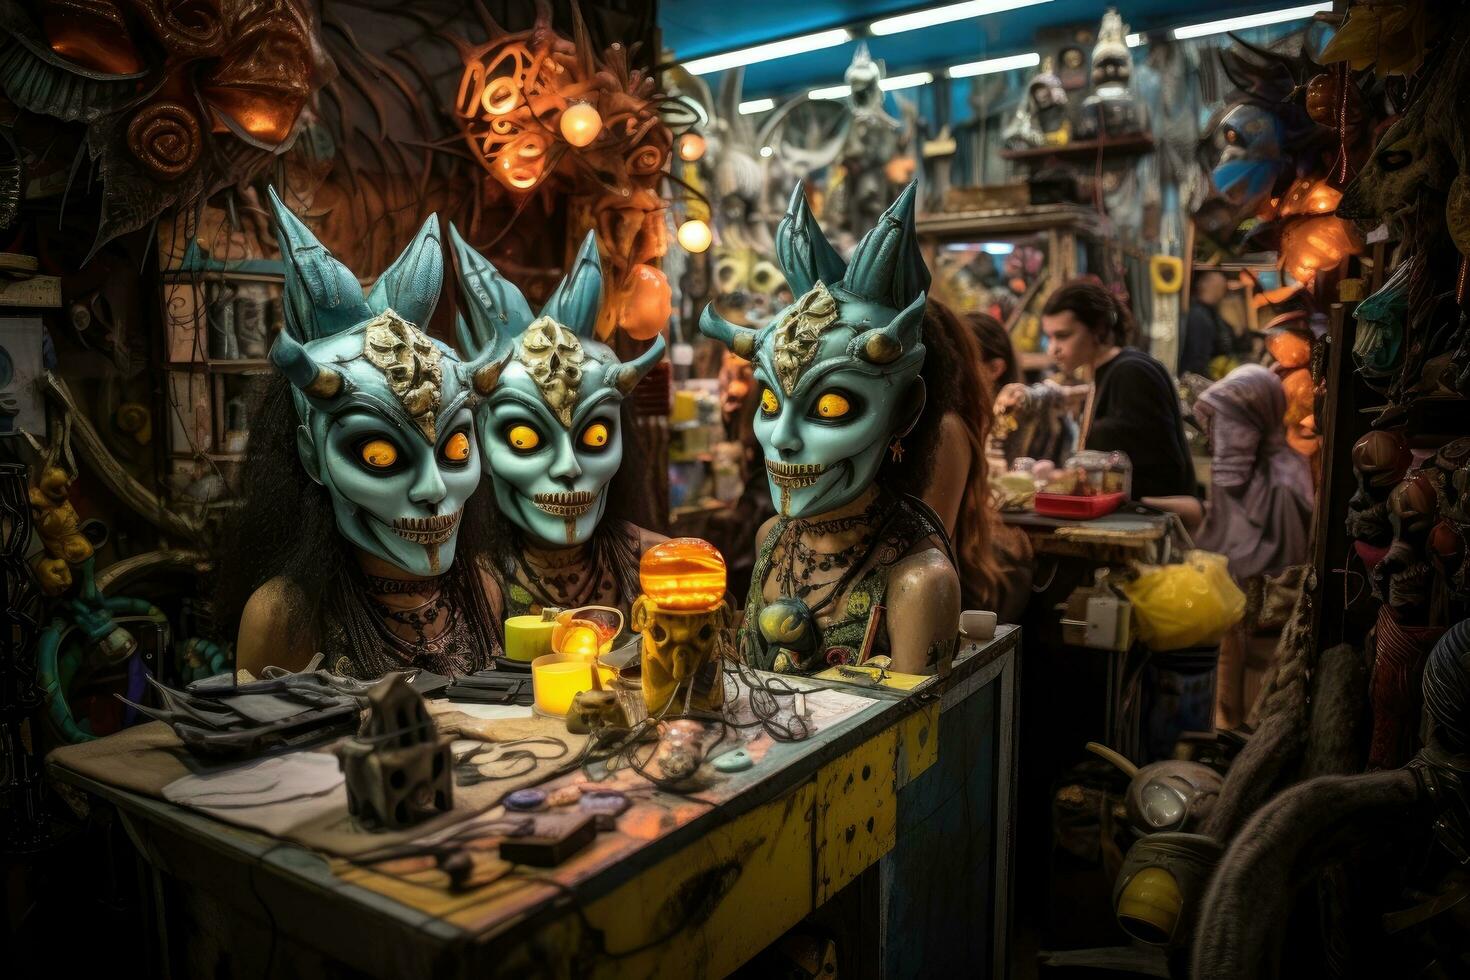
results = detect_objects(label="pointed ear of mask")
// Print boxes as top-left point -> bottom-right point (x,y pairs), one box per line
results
698,303 -> 758,359
776,182 -> 847,295
267,185 -> 372,342
367,213 -> 443,327
603,335 -> 667,395
448,222 -> 533,358
841,181 -> 931,311
270,328 -> 344,400
849,291 -> 926,366
541,231 -> 603,338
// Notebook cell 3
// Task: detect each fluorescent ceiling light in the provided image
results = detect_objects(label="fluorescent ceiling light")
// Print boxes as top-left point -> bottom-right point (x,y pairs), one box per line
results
982,242 -> 1016,256
881,71 -> 934,91
1126,33 -> 1143,47
739,98 -> 775,115
871,0 -> 1052,36
809,84 -> 852,100
683,28 -> 851,75
948,52 -> 1039,78
1172,4 -> 1330,41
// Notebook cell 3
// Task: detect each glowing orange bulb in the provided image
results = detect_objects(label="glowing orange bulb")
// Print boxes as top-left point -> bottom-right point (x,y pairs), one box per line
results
678,133 -> 706,162
559,626 -> 602,659
677,219 -> 712,254
560,102 -> 602,147
639,538 -> 727,612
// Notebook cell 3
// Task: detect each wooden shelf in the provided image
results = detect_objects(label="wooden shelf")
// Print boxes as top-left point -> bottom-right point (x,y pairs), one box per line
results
999,134 -> 1154,163
916,203 -> 1105,239
206,359 -> 272,374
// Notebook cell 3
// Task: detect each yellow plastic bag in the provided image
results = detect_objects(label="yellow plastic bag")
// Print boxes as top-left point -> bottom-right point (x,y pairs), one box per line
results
1120,550 -> 1245,652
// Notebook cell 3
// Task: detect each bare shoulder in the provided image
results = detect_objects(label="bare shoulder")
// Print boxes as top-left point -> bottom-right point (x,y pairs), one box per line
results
884,548 -> 961,675
236,577 -> 315,675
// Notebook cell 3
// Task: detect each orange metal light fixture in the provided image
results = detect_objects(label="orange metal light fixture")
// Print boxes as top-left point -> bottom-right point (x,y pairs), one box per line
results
1281,213 -> 1361,284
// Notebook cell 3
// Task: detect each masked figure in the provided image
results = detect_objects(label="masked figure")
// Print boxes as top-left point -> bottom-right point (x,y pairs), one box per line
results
700,183 -> 960,675
226,188 -> 504,680
1004,58 -> 1071,150
449,227 -> 667,619
1077,9 -> 1148,141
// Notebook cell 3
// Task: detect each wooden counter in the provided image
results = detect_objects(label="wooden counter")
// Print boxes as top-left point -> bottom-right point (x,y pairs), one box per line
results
49,628 -> 1020,979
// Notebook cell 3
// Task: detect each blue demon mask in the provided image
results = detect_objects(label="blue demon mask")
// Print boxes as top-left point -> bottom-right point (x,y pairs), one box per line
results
699,182 -> 929,517
449,228 -> 665,547
267,188 -> 502,577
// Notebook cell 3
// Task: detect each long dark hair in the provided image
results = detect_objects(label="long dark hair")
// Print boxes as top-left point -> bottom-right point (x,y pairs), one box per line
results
1042,279 -> 1134,347
212,374 -> 499,642
966,311 -> 1020,387
877,299 -> 1002,605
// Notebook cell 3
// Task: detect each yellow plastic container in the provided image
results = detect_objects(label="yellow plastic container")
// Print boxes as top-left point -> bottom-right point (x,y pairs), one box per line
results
504,615 -> 556,663
531,654 -> 597,718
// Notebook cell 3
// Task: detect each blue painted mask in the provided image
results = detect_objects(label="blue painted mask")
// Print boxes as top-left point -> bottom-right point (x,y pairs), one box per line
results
267,187 -> 500,577
449,228 -> 665,547
699,182 -> 929,518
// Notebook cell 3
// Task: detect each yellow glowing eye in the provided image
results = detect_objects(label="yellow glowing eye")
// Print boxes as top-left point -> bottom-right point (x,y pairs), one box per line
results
816,392 -> 851,419
442,431 -> 471,462
760,387 -> 780,414
507,425 -> 541,451
360,439 -> 399,469
581,422 -> 609,448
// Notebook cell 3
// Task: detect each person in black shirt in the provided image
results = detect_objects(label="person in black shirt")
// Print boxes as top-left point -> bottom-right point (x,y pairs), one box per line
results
1180,270 -> 1236,378
1041,281 -> 1197,500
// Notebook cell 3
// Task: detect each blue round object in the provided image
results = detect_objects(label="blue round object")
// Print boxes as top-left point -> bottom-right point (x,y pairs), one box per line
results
504,788 -> 547,811
713,749 -> 752,773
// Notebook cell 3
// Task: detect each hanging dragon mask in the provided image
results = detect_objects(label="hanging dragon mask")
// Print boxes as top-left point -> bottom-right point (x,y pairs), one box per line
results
449,228 -> 666,548
267,187 -> 499,577
700,182 -> 929,518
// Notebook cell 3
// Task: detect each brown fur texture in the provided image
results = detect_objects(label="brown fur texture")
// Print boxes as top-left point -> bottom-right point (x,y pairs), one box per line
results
1302,643 -> 1369,779
1191,770 -> 1421,980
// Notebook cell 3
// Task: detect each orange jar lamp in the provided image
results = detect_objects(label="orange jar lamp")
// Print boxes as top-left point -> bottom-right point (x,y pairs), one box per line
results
631,538 -> 730,715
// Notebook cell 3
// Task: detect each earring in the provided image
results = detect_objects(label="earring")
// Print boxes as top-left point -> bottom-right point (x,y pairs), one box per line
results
889,437 -> 904,463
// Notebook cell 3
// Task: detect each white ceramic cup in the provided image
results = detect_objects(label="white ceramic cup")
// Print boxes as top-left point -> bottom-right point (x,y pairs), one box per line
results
959,609 -> 998,641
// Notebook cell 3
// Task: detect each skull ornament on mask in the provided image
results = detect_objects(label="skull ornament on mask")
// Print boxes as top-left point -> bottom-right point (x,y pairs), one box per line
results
449,229 -> 666,548
699,182 -> 929,518
266,187 -> 495,578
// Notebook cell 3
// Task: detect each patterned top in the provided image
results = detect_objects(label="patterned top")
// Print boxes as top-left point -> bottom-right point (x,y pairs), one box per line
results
741,495 -> 945,674
495,520 -> 645,620
319,559 -> 501,680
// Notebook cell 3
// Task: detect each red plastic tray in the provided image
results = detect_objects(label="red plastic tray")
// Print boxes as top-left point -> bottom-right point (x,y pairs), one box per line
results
1033,491 -> 1126,520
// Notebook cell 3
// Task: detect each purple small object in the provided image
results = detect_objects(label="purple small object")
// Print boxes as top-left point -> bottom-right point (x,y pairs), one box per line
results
504,788 -> 547,811
579,790 -> 630,829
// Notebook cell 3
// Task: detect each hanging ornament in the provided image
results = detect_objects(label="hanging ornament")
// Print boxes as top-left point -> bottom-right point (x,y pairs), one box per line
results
560,102 -> 603,148
620,264 -> 672,341
677,133 -> 706,162
677,219 -> 712,254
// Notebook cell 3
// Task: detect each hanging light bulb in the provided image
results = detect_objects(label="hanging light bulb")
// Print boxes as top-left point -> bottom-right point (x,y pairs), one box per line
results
560,102 -> 602,148
677,219 -> 712,253
678,133 -> 707,162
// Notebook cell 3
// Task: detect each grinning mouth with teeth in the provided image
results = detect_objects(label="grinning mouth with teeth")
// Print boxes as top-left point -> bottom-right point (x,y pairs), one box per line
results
765,460 -> 828,489
391,510 -> 461,546
533,490 -> 598,518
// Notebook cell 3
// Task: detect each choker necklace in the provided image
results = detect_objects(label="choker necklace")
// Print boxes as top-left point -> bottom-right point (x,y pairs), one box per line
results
362,570 -> 444,596
516,534 -> 604,610
776,496 -> 896,610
